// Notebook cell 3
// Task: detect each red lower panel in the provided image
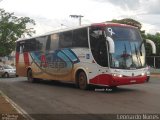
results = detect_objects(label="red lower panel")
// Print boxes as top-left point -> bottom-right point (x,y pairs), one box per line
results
90,74 -> 147,86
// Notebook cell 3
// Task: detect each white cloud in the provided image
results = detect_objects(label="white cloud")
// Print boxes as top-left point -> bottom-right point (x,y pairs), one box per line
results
142,23 -> 158,34
95,0 -> 160,34
0,0 -> 160,35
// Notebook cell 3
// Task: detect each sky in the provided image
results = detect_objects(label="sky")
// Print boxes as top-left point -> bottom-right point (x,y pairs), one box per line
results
0,0 -> 160,36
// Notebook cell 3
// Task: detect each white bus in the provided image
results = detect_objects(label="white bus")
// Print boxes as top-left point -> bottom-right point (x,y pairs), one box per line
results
16,22 -> 156,89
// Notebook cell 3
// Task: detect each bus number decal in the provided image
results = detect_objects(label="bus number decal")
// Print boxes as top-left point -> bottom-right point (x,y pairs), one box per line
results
108,28 -> 115,36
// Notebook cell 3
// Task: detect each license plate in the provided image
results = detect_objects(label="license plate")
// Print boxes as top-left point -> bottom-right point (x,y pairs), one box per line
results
130,80 -> 136,83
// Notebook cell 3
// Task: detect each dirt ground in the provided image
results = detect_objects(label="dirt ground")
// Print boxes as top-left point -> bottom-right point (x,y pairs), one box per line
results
151,74 -> 160,78
0,76 -> 160,120
0,93 -> 26,120
0,94 -> 17,114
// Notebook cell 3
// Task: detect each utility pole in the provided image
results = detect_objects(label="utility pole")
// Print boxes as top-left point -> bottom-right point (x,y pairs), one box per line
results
70,15 -> 84,26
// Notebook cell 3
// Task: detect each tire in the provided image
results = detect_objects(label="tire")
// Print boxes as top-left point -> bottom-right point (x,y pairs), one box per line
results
146,76 -> 150,82
3,73 -> 9,78
77,71 -> 88,90
27,69 -> 35,83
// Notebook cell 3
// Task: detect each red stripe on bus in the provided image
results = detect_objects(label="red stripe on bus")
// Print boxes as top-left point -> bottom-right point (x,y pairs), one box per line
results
90,74 -> 112,85
23,52 -> 30,66
41,54 -> 48,67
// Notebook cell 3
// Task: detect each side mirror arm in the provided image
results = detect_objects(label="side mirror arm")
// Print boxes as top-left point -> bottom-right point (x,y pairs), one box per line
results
104,31 -> 115,53
106,37 -> 115,53
146,39 -> 156,54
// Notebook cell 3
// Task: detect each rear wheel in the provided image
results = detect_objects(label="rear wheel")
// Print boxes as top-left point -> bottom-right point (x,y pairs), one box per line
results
77,71 -> 88,90
27,69 -> 35,83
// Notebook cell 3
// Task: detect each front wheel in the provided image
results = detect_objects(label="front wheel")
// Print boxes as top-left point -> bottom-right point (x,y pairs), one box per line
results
77,71 -> 88,90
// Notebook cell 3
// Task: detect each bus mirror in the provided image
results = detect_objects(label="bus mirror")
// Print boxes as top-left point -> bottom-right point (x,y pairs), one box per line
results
146,39 -> 156,54
106,37 -> 115,53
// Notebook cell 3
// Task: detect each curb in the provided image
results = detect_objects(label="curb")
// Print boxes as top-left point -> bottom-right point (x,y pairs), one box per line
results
150,74 -> 160,78
0,91 -> 34,120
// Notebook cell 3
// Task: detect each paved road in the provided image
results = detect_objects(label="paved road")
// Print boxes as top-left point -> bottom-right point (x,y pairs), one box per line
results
0,76 -> 160,119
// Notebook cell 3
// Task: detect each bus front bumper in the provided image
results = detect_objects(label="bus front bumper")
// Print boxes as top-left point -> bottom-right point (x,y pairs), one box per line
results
110,75 -> 147,86
89,74 -> 147,86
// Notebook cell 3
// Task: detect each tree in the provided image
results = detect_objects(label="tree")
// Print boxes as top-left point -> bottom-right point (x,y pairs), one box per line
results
0,9 -> 36,56
111,18 -> 142,29
145,33 -> 160,56
110,18 -> 146,38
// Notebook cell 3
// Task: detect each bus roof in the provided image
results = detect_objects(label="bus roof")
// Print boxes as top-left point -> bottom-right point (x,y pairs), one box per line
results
91,22 -> 137,28
16,22 -> 137,42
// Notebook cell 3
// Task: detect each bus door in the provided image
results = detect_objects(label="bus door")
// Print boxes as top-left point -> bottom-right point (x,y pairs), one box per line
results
89,27 -> 109,85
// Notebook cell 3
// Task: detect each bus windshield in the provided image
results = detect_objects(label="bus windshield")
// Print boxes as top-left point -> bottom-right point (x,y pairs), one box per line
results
106,26 -> 146,69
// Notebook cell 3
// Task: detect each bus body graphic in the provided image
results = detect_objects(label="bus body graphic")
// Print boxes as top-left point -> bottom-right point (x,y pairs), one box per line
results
16,22 -> 156,89
29,49 -> 80,76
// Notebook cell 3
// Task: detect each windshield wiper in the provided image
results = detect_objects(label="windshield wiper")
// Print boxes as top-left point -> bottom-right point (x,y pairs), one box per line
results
121,43 -> 128,69
134,44 -> 142,67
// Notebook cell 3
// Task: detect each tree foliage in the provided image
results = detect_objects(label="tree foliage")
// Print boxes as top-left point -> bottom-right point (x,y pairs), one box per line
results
110,18 -> 145,38
111,18 -> 142,29
0,9 -> 36,56
145,33 -> 160,56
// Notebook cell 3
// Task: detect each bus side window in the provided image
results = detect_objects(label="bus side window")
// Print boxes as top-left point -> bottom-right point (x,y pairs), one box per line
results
49,34 -> 59,51
35,36 -> 48,52
73,28 -> 88,48
23,40 -> 31,52
20,45 -> 23,53
59,31 -> 73,48
16,42 -> 20,53
29,39 -> 37,51
18,42 -> 25,54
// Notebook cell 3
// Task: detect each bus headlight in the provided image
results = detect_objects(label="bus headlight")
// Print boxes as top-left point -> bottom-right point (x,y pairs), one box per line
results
119,74 -> 123,77
112,73 -> 123,77
141,73 -> 145,76
112,73 -> 117,77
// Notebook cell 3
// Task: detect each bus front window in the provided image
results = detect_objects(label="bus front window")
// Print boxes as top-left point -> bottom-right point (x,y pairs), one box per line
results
106,26 -> 146,69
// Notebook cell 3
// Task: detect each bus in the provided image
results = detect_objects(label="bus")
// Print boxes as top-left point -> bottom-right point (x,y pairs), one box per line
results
16,23 -> 156,90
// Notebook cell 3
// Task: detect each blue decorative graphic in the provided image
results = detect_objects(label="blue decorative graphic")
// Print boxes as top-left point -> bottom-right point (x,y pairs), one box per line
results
30,51 -> 41,63
61,49 -> 79,63
30,48 -> 80,75
57,51 -> 72,68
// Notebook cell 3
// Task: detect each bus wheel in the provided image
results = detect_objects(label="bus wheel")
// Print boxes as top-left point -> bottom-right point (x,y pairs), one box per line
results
27,69 -> 34,83
78,71 -> 88,90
